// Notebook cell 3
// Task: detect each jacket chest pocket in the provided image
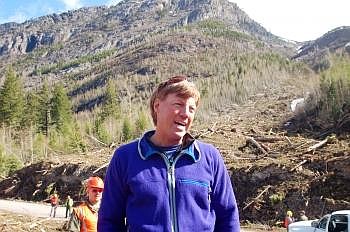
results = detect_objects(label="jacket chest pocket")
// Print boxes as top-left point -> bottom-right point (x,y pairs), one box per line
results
129,179 -> 167,201
177,179 -> 212,207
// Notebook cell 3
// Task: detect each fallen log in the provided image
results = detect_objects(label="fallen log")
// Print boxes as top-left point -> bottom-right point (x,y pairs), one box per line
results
246,137 -> 268,155
243,185 -> 271,210
4,185 -> 16,194
311,172 -> 334,182
260,143 -> 270,152
306,137 -> 331,153
253,136 -> 284,142
87,134 -> 108,146
195,122 -> 218,138
92,163 -> 109,174
28,217 -> 51,229
290,159 -> 307,171
284,136 -> 293,145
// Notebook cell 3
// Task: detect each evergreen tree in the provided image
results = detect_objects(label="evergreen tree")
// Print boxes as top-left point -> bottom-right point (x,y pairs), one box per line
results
37,81 -> 51,135
67,122 -> 87,153
122,117 -> 133,142
51,83 -> 73,132
0,67 -> 25,128
94,79 -> 120,143
94,118 -> 111,144
22,91 -> 40,129
135,110 -> 149,136
100,79 -> 120,120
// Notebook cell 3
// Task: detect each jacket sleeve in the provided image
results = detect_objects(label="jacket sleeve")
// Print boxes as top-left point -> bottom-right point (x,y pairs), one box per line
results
210,146 -> 240,232
98,149 -> 128,231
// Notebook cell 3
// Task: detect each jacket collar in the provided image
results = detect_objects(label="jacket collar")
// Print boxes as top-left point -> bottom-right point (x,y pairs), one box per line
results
85,199 -> 100,213
137,130 -> 200,162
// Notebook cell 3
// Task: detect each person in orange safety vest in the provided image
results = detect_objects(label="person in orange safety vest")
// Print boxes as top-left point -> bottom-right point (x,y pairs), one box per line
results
65,176 -> 104,232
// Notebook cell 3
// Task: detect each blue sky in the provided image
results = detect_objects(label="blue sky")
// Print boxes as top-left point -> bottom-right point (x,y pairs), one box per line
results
1,0 -> 349,41
0,0 -> 119,24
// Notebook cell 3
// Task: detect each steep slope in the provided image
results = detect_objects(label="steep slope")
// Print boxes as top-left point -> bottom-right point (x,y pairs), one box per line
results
1,76 -> 349,225
0,0 -> 295,89
293,26 -> 350,71
0,0 -> 300,115
0,0 -> 286,57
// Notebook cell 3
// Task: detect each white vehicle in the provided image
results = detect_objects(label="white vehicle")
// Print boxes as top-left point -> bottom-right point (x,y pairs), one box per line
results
288,210 -> 350,232
288,219 -> 318,232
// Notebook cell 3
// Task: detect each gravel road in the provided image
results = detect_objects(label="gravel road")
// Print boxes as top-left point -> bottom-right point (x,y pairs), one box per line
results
0,199 -> 67,219
0,199 -> 281,231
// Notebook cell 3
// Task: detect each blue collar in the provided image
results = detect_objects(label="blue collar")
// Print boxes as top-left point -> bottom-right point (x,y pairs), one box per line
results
137,130 -> 200,162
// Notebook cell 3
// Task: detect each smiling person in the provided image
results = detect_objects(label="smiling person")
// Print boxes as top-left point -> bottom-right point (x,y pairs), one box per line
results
65,176 -> 104,232
98,76 -> 240,232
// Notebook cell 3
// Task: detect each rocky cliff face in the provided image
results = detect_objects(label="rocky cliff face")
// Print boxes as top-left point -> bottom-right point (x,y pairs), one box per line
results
0,0 -> 281,58
0,6 -> 108,56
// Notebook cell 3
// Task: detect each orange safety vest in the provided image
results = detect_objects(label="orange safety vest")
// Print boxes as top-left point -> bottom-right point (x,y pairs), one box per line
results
74,202 -> 98,232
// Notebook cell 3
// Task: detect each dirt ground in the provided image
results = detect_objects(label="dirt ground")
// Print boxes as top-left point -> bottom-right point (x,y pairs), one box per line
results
194,87 -> 350,226
0,211 -> 66,232
0,210 -> 286,232
0,80 -> 349,231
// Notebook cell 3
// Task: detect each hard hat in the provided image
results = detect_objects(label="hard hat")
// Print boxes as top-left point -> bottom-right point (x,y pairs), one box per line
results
287,210 -> 293,216
87,176 -> 104,189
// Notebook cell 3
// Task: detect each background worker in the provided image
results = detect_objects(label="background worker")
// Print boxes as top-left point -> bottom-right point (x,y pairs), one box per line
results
65,195 -> 74,218
98,76 -> 240,231
284,210 -> 295,228
299,210 -> 308,221
65,176 -> 104,232
49,193 -> 59,217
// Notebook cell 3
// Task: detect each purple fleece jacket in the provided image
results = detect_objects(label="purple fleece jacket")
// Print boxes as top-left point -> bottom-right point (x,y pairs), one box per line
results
98,131 -> 240,232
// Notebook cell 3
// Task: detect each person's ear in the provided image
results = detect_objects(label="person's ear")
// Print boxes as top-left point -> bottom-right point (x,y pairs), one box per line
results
153,98 -> 160,113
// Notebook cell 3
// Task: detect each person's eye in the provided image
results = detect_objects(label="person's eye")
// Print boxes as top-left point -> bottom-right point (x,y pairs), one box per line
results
189,106 -> 196,113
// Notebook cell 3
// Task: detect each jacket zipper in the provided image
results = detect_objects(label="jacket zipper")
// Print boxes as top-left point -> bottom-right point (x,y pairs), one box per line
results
160,153 -> 183,232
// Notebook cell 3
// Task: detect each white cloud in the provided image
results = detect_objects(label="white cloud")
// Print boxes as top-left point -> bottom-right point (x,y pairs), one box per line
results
106,0 -> 121,7
60,0 -> 82,10
0,3 -> 58,24
0,12 -> 27,24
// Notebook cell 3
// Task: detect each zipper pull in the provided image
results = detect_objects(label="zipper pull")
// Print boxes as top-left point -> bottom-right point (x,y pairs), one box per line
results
208,186 -> 212,203
169,156 -> 174,165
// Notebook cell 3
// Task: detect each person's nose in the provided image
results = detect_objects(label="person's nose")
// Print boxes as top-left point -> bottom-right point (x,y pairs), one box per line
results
179,105 -> 191,118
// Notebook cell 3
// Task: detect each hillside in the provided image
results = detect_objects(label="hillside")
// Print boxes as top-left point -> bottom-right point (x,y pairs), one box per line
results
1,75 -> 349,227
0,0 -> 311,162
0,0 -> 295,112
293,26 -> 350,71
0,0 -> 350,230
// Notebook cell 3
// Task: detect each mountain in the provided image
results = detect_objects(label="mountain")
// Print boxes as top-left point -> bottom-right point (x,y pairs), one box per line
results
0,0 -> 300,113
0,0 -> 286,58
292,26 -> 350,71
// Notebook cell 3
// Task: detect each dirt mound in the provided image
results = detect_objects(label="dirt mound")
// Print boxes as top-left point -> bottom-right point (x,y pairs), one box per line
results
0,161 -> 107,203
232,157 -> 350,225
193,87 -> 350,224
